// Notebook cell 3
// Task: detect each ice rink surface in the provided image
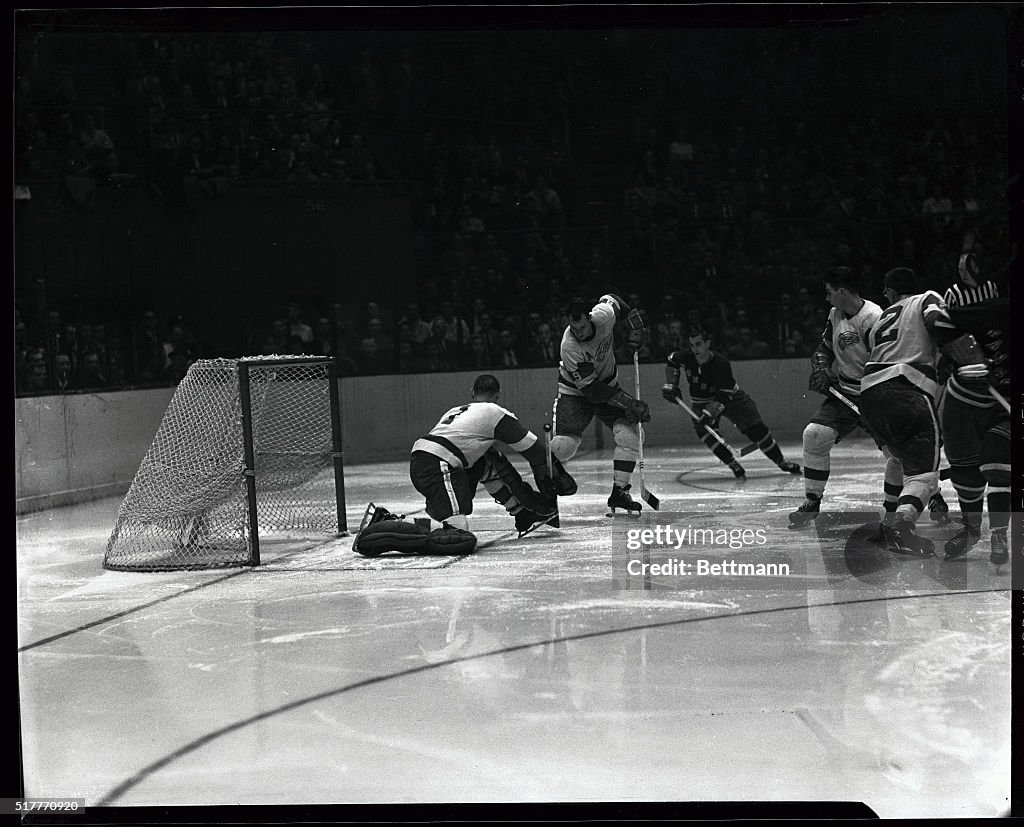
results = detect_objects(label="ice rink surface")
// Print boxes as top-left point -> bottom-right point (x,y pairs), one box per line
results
17,437 -> 1012,818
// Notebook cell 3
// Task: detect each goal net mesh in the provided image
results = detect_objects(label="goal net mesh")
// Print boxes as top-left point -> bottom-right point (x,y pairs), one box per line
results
104,357 -> 340,571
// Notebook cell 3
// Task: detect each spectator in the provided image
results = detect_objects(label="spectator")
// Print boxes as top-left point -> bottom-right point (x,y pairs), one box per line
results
285,302 -> 314,345
495,328 -> 521,368
50,352 -> 73,391
162,349 -> 191,385
426,316 -> 458,370
310,317 -> 334,356
727,327 -> 772,361
366,317 -> 395,363
356,336 -> 390,374
524,321 -> 559,367
24,357 -> 49,394
466,334 -> 495,370
162,323 -> 194,371
80,351 -> 108,388
398,302 -> 432,344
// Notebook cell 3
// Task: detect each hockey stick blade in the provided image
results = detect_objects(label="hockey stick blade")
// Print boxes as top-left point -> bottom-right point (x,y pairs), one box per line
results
639,487 -> 660,510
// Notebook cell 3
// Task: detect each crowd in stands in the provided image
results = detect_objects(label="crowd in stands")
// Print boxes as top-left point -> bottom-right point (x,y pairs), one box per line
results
15,26 -> 1011,394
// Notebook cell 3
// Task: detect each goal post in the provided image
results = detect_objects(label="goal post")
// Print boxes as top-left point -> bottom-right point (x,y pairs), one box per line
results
104,355 -> 347,572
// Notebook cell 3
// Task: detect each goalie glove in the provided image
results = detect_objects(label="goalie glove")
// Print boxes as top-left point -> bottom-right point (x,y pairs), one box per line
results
610,390 -> 651,423
808,350 -> 835,394
661,383 -> 682,403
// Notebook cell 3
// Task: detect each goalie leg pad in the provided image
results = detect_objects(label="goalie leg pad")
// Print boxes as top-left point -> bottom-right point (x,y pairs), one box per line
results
426,526 -> 478,555
353,519 -> 429,557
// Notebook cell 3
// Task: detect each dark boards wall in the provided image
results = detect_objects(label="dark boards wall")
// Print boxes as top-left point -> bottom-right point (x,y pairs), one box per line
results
15,181 -> 415,355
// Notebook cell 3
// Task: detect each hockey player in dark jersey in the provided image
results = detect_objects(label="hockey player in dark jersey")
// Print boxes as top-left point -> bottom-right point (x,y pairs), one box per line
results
932,253 -> 1010,567
551,293 -> 650,514
661,329 -> 800,479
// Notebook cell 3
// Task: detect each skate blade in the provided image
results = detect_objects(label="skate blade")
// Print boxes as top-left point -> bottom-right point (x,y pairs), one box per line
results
606,508 -> 641,518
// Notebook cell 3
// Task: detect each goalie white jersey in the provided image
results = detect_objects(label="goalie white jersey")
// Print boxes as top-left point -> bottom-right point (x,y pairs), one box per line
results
412,401 -> 537,469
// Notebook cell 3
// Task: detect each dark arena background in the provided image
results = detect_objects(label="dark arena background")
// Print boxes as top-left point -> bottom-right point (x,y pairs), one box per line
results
13,5 -> 1022,823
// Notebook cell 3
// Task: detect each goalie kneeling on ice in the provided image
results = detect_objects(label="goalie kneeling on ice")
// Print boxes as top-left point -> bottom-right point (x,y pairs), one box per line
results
353,519 -> 477,557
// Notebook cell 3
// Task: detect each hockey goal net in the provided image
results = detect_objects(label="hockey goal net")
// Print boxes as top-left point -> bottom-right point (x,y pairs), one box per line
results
104,356 -> 347,571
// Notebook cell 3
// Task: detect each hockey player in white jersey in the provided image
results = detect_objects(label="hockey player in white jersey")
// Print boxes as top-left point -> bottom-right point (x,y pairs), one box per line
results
859,267 -> 950,556
551,293 -> 650,514
790,266 -> 895,527
354,374 -> 576,556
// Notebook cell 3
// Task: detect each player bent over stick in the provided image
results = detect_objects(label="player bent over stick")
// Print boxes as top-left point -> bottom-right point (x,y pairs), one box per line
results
353,374 -> 576,557
551,294 -> 651,516
661,329 -> 800,480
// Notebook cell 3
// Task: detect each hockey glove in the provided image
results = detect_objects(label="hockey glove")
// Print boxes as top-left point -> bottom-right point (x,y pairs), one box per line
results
610,390 -> 651,424
941,334 -> 989,389
661,383 -> 682,403
808,350 -> 835,394
624,308 -> 645,331
624,399 -> 652,424
955,362 -> 990,389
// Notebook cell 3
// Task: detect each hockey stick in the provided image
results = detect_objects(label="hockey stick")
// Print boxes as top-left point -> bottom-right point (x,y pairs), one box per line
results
543,421 -> 554,476
826,386 -> 954,480
989,385 -> 1011,414
827,386 -> 861,417
633,351 -> 660,510
673,397 -> 757,458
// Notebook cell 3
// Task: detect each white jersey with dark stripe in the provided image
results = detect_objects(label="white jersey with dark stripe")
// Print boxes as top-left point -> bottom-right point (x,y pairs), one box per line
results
557,300 -> 620,398
411,401 -> 536,469
862,291 -> 944,398
818,299 -> 882,397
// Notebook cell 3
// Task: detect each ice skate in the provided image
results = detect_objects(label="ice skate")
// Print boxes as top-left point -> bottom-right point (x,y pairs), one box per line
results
729,461 -> 746,480
990,530 -> 1009,568
788,496 -> 820,529
943,522 -> 980,560
887,518 -> 935,557
928,492 -> 951,526
607,483 -> 642,517
777,460 -> 801,474
515,507 -> 559,537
